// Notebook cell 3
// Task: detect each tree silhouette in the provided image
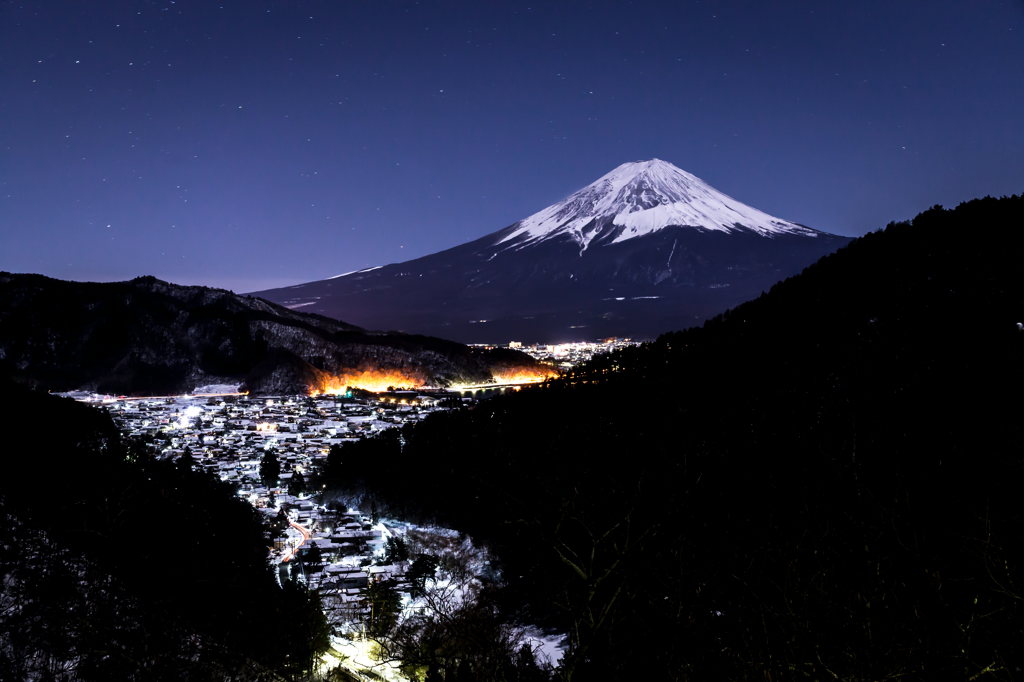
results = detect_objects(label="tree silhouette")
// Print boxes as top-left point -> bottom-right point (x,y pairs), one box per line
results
259,449 -> 280,487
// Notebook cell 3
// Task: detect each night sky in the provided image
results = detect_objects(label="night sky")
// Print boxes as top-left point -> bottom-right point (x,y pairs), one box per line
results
2,1 -> 1022,294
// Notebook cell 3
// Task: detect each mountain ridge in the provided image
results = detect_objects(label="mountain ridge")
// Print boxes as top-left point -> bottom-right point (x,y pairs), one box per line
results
0,272 -> 550,395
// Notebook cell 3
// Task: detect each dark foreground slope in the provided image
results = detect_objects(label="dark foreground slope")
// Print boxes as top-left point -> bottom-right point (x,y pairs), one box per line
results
324,196 -> 1024,680
0,380 -> 328,679
0,274 -> 548,395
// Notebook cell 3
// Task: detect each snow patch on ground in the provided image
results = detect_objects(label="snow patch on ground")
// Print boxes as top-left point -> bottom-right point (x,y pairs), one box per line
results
329,265 -> 383,279
523,625 -> 567,667
191,383 -> 241,394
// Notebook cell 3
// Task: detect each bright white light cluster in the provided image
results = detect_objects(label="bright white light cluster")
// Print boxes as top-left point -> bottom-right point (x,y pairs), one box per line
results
174,404 -> 203,429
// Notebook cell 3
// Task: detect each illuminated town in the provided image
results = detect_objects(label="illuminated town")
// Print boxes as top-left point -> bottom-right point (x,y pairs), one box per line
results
44,343 -> 622,677
60,386 -> 561,679
478,339 -> 639,370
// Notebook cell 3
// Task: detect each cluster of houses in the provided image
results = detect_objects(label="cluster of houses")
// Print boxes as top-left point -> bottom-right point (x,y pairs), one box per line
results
290,509 -> 418,630
482,338 -> 638,369
96,390 -> 467,630
102,390 -> 457,491
69,387 -> 560,675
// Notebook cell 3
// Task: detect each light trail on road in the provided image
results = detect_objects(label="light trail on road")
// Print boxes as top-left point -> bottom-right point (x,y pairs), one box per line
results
282,519 -> 311,563
451,379 -> 546,391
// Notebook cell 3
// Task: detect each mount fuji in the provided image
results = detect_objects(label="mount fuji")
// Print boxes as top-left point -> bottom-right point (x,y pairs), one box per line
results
252,160 -> 852,343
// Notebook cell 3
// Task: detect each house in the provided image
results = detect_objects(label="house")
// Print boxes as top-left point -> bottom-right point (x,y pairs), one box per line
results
365,563 -> 408,583
325,566 -> 369,589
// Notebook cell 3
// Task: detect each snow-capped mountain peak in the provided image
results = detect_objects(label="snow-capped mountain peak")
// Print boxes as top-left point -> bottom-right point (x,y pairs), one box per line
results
498,159 -> 816,252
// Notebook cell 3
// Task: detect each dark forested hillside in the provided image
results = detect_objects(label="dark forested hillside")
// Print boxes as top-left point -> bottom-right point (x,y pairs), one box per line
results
0,274 -> 549,395
323,195 -> 1024,680
0,379 -> 329,679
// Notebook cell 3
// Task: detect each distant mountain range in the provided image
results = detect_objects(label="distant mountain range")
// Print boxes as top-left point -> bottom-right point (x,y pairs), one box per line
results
0,274 -> 550,396
253,160 -> 852,343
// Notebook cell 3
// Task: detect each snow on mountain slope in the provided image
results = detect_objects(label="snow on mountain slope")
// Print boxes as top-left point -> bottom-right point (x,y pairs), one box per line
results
498,159 -> 817,252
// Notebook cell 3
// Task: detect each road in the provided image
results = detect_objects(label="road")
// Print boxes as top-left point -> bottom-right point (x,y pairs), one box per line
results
282,519 -> 311,563
451,379 -> 546,390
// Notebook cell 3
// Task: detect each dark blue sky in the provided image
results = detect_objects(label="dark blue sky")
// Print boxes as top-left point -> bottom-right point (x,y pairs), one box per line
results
2,0 -> 1023,293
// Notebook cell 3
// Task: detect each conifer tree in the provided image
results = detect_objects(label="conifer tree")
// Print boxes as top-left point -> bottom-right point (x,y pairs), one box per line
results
289,469 -> 306,496
260,449 -> 281,487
